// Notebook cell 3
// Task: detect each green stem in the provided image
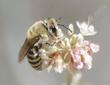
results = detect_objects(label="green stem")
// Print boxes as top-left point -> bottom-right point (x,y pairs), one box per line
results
66,72 -> 73,85
66,71 -> 82,85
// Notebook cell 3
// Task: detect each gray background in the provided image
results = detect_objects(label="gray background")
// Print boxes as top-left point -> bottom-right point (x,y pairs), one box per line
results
0,0 -> 110,85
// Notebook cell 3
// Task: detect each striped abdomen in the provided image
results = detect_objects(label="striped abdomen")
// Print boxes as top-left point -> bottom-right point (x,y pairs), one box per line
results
27,44 -> 42,70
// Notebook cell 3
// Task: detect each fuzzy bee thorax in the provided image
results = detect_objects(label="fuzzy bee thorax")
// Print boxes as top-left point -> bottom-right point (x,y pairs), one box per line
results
27,21 -> 47,39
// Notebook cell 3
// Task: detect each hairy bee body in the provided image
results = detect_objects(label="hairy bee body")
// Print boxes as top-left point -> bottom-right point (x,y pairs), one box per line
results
18,18 -> 72,70
18,18 -> 58,62
27,21 -> 48,39
27,43 -> 43,70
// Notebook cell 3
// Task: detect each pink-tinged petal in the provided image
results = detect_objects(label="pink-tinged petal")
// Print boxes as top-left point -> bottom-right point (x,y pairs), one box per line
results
90,43 -> 100,53
74,54 -> 81,62
78,48 -> 93,69
70,48 -> 84,70
71,48 -> 81,63
79,48 -> 86,55
76,62 -> 84,70
84,40 -> 89,45
83,40 -> 100,53
82,53 -> 92,69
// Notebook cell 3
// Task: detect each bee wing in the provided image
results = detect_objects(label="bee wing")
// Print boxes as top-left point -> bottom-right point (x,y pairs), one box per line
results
18,37 -> 39,62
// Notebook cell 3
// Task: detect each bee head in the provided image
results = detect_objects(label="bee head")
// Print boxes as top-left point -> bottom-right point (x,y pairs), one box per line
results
44,18 -> 58,37
44,18 -> 72,38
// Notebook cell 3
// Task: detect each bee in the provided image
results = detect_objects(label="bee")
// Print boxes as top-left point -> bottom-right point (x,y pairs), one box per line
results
18,18 -> 73,70
18,18 -> 65,70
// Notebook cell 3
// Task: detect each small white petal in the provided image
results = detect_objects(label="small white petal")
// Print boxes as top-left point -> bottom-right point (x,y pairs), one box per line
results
76,21 -> 97,36
77,34 -> 84,41
76,62 -> 84,70
68,24 -> 74,35
54,56 -> 64,73
80,22 -> 88,31
83,54 -> 92,69
88,25 -> 94,32
57,28 -> 64,38
76,34 -> 84,47
69,24 -> 74,31
90,43 -> 100,53
76,21 -> 87,34
76,21 -> 81,29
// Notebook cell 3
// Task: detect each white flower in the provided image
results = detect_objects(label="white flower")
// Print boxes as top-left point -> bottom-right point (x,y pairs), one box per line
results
76,34 -> 84,47
79,48 -> 92,69
68,24 -> 74,35
83,53 -> 92,69
70,48 -> 84,70
70,47 -> 93,70
54,56 -> 65,73
57,28 -> 64,38
76,21 -> 97,36
76,62 -> 84,70
83,40 -> 100,53
90,43 -> 100,53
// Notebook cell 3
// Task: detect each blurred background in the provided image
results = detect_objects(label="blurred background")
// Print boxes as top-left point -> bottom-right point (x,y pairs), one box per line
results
0,0 -> 110,85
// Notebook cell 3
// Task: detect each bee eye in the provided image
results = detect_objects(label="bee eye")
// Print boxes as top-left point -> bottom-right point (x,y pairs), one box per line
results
49,26 -> 57,36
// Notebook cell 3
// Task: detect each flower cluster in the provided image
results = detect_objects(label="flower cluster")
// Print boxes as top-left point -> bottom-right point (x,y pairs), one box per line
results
41,20 -> 99,73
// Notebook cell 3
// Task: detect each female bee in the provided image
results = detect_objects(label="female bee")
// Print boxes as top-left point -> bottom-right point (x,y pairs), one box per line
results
18,18 -> 72,70
18,18 -> 59,62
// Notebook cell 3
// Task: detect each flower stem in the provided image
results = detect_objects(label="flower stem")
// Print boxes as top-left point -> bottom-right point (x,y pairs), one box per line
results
66,72 -> 73,85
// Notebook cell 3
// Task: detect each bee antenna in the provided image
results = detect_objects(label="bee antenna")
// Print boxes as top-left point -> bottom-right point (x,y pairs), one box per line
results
58,24 -> 72,33
56,17 -> 62,22
57,17 -> 62,20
